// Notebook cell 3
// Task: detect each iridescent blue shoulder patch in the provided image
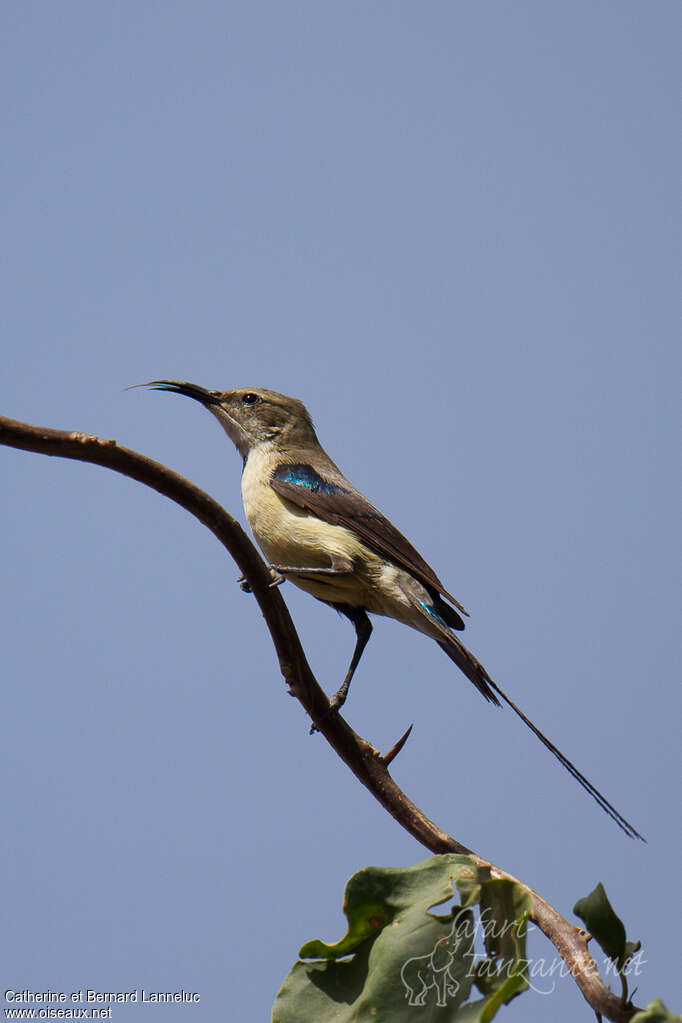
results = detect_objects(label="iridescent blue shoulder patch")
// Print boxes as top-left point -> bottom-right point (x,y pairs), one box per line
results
272,463 -> 350,495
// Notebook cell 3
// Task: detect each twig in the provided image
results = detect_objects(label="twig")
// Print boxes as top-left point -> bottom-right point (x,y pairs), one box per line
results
0,414 -> 642,1022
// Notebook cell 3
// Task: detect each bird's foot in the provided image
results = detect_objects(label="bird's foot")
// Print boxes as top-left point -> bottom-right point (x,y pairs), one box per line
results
236,566 -> 285,592
267,567 -> 286,587
309,688 -> 348,734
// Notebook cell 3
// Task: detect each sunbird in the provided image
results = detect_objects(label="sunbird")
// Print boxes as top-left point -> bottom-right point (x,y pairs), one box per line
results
148,380 -> 642,840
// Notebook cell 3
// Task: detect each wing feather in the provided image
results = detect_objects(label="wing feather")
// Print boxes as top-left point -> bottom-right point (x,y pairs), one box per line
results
270,463 -> 468,622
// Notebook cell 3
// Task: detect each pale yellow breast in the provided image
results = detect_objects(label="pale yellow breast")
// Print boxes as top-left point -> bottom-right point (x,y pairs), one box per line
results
240,445 -> 385,606
241,446 -> 362,564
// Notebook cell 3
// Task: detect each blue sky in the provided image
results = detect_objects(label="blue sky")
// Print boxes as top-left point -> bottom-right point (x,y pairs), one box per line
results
1,3 -> 680,1020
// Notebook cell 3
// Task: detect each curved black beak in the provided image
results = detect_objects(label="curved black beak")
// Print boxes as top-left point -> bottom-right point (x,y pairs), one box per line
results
139,378 -> 251,457
144,380 -> 222,406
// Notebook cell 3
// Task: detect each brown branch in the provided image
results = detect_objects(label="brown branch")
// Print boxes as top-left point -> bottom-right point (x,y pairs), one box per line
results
0,413 -> 641,1022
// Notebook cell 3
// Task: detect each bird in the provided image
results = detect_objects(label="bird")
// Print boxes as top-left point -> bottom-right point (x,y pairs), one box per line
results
146,379 -> 643,840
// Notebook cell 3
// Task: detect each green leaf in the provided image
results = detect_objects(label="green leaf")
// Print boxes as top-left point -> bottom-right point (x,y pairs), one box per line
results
298,854 -> 474,960
299,901 -> 394,961
630,999 -> 682,1022
479,878 -> 531,964
470,879 -> 531,1015
573,881 -> 642,1006
272,856 -> 533,1023
573,882 -> 625,962
623,938 -> 641,968
573,882 -> 638,972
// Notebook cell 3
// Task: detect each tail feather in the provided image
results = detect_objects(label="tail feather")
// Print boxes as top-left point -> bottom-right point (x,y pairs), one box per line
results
436,638 -> 500,705
438,634 -> 644,841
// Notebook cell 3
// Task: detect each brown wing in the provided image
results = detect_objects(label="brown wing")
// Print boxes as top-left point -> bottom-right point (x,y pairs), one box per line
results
270,462 -> 468,618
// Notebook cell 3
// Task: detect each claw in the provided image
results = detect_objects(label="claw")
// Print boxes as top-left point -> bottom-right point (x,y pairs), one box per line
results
268,567 -> 286,587
237,567 -> 284,591
236,575 -> 252,593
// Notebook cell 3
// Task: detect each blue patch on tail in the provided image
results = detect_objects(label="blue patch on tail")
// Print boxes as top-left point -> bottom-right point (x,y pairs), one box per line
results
419,599 -> 446,626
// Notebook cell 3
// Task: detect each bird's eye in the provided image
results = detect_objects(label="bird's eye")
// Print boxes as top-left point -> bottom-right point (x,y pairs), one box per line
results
242,392 -> 260,406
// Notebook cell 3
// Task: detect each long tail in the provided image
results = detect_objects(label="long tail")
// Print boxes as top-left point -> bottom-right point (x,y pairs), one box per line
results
437,634 -> 645,841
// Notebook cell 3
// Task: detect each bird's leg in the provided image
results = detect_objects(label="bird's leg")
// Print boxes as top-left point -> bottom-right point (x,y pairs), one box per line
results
309,606 -> 373,734
270,553 -> 354,579
329,608 -> 373,711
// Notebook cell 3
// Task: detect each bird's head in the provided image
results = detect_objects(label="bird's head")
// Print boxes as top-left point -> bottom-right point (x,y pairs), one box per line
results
146,381 -> 319,457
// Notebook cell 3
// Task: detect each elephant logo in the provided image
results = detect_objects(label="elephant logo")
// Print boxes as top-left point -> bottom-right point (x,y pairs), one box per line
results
400,911 -> 471,1008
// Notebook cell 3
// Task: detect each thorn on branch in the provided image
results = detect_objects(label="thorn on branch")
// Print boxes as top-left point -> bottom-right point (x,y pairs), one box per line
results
380,724 -> 413,766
